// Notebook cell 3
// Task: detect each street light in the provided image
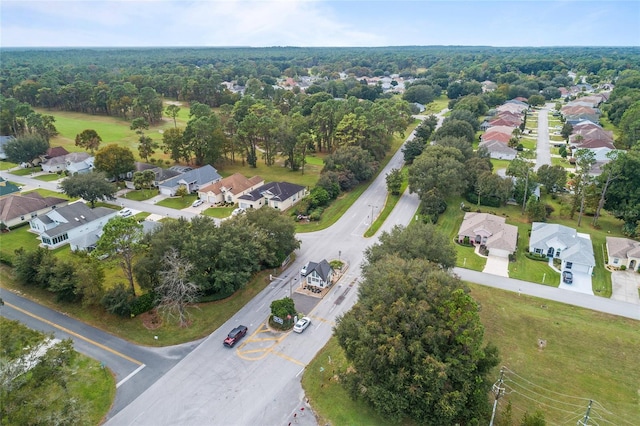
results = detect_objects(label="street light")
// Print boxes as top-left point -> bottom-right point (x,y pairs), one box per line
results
368,204 -> 378,224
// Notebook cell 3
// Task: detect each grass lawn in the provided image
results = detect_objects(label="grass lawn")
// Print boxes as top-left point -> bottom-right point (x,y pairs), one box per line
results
10,167 -> 41,176
0,160 -> 18,170
35,173 -> 63,182
551,156 -> 572,168
71,355 -> 116,425
302,284 -> 640,426
156,194 -> 198,209
520,138 -> 536,150
123,188 -> 159,201
423,95 -> 449,114
201,206 -> 235,218
490,159 -> 511,171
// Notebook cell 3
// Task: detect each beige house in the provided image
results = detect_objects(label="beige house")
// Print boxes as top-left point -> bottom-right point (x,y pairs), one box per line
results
237,181 -> 306,212
0,192 -> 68,229
197,173 -> 264,205
457,212 -> 518,258
606,236 -> 640,271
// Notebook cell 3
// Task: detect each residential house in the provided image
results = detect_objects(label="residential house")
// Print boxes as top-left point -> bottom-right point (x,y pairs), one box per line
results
528,222 -> 595,275
237,181 -> 306,211
29,202 -> 118,250
606,236 -> 640,271
481,80 -> 497,92
481,126 -> 517,144
0,177 -> 20,197
43,146 -> 69,162
304,259 -> 334,289
197,173 -> 264,205
158,165 -> 222,196
41,152 -> 93,174
457,212 -> 518,258
0,192 -> 68,229
0,135 -> 15,160
478,139 -> 517,160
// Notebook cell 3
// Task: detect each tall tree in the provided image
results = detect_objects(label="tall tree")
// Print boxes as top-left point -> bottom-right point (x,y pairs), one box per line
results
603,148 -> 640,236
58,172 -> 117,208
74,129 -> 102,154
574,149 -> 596,227
93,216 -> 145,296
161,127 -> 186,163
536,164 -> 567,195
165,104 -> 181,128
334,255 -> 498,425
3,135 -> 49,166
408,145 -> 467,204
94,144 -> 135,181
593,151 -> 623,227
385,168 -> 403,196
156,248 -> 199,328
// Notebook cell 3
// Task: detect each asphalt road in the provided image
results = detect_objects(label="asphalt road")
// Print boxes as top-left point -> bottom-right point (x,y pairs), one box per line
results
2,109 -> 638,425
535,105 -> 552,170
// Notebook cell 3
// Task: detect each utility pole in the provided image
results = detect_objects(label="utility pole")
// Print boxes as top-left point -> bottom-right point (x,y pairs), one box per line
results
489,368 -> 505,426
521,166 -> 529,214
577,400 -> 592,426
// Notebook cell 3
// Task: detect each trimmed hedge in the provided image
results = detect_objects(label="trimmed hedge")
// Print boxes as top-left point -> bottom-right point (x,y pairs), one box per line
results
524,252 -> 548,262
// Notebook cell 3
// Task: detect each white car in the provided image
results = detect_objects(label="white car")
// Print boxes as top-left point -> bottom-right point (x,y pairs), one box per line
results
300,262 -> 309,276
192,199 -> 204,207
231,207 -> 245,216
118,208 -> 133,217
293,317 -> 311,333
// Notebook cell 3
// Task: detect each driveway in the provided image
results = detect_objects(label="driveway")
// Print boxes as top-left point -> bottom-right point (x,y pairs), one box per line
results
611,270 -> 640,304
483,254 -> 509,277
559,270 -> 593,295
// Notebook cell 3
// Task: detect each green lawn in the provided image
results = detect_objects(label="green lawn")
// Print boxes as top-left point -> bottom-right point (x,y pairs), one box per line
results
423,95 -> 449,114
156,195 -> 198,209
35,173 -> 62,182
10,167 -> 41,176
520,138 -> 536,150
201,206 -> 235,218
302,284 -> 640,426
0,160 -> 18,170
123,188 -> 159,201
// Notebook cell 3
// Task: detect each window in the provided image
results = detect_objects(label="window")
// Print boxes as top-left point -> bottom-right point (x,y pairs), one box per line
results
566,262 -> 572,270
613,258 -> 619,265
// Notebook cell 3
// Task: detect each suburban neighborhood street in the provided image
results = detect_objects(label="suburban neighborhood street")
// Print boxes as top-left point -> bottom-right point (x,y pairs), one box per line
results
535,105 -> 552,170
1,109 -> 638,426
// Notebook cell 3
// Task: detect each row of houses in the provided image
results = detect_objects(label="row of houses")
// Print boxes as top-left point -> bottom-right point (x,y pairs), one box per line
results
478,98 -> 530,160
457,212 -> 596,275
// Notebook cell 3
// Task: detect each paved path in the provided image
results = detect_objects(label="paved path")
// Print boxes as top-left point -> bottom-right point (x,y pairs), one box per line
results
535,106 -> 552,170
454,268 -> 640,320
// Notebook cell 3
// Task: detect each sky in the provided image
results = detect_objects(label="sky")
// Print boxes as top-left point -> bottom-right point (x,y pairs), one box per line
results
1,0 -> 639,48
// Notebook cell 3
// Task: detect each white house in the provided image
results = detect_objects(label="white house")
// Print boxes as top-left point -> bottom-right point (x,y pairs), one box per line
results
303,259 -> 334,289
197,173 -> 264,205
158,165 -> 221,196
29,202 -> 117,250
237,181 -> 306,211
528,222 -> 595,275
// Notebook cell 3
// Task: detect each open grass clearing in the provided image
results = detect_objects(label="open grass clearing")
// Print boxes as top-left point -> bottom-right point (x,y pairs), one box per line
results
423,95 -> 449,114
302,284 -> 640,426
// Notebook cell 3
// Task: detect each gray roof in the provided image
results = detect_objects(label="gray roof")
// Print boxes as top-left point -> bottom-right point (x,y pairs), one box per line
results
529,222 -> 595,266
479,139 -> 518,155
0,192 -> 68,223
160,165 -> 221,189
606,237 -> 640,260
458,212 -> 518,253
40,203 -> 115,238
306,259 -> 333,282
239,181 -> 305,202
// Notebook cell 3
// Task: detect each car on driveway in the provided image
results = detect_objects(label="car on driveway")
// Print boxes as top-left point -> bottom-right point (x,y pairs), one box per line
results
231,207 -> 245,216
562,270 -> 573,284
192,198 -> 204,207
118,208 -> 133,217
223,325 -> 248,347
293,317 -> 311,333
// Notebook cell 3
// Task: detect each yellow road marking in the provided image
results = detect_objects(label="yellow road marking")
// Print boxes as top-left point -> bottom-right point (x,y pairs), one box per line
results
6,302 -> 143,365
272,351 -> 305,366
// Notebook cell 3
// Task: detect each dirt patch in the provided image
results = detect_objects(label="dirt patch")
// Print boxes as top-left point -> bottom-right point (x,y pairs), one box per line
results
140,309 -> 162,330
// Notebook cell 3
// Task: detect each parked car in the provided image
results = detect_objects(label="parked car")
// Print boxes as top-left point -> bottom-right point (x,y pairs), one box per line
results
293,317 -> 311,333
192,199 -> 204,207
223,325 -> 248,347
562,270 -> 573,284
231,207 -> 246,216
300,262 -> 309,276
118,208 -> 133,217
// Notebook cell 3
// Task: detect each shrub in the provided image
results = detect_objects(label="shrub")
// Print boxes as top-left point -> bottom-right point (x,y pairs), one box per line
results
101,283 -> 133,317
525,252 -> 548,261
130,292 -> 158,316
620,265 -> 627,271
309,208 -> 324,221
0,252 -> 13,267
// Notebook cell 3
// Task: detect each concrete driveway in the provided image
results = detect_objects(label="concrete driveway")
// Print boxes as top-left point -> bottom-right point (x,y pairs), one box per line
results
483,254 -> 509,277
611,270 -> 640,304
559,270 -> 593,295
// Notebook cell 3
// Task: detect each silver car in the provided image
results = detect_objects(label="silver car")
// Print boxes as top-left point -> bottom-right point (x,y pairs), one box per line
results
293,317 -> 311,333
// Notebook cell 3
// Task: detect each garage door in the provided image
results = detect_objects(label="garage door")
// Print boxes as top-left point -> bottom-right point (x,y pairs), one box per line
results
570,263 -> 590,273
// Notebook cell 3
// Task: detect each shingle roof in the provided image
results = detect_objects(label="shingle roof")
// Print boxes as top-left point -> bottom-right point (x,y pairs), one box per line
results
239,181 -> 305,202
199,173 -> 263,195
458,212 -> 518,253
0,178 -> 20,197
0,192 -> 68,223
530,222 -> 595,266
160,165 -> 221,189
479,140 -> 518,155
39,202 -> 115,238
606,237 -> 640,260
307,259 -> 333,282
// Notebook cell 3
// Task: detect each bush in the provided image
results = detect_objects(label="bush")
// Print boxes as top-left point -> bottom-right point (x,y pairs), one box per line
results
309,208 -> 324,221
620,265 -> 627,271
130,292 -> 158,316
101,283 -> 133,317
0,252 -> 13,267
524,252 -> 548,261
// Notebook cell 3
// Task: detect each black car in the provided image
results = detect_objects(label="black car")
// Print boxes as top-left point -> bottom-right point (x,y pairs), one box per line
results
223,325 -> 248,347
562,270 -> 573,284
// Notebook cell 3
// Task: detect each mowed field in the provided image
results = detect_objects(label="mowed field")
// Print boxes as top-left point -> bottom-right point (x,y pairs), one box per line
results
303,284 -> 640,426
